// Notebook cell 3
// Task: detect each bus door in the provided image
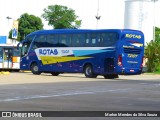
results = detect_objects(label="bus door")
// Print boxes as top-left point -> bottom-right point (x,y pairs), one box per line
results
3,48 -> 13,68
105,58 -> 114,73
12,48 -> 21,70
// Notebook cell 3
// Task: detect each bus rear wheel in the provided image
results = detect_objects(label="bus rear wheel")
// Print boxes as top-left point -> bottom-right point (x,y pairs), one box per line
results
103,74 -> 118,79
51,72 -> 59,76
84,64 -> 97,78
31,63 -> 41,75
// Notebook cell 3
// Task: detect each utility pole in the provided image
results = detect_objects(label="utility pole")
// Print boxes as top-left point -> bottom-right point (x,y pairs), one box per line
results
95,0 -> 101,29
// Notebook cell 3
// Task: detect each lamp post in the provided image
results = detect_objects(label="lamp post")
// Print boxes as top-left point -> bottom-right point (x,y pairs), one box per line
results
6,16 -> 12,39
6,16 -> 12,26
95,0 -> 101,29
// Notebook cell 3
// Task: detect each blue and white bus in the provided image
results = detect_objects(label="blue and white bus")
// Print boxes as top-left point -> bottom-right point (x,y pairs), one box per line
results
0,44 -> 21,71
18,29 -> 144,79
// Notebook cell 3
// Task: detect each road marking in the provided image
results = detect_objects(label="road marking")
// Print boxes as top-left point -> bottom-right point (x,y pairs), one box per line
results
0,88 -> 132,102
139,83 -> 160,87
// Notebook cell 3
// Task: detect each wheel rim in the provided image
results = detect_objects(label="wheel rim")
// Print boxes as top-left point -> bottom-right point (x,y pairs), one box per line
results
86,66 -> 92,76
33,65 -> 38,72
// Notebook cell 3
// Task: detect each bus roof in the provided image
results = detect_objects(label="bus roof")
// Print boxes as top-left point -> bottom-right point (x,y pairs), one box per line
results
27,29 -> 143,36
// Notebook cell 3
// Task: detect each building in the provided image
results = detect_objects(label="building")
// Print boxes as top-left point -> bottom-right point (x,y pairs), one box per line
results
0,36 -> 18,46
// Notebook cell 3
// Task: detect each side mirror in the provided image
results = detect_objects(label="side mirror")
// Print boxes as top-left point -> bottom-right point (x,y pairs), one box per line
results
17,42 -> 21,50
17,39 -> 26,50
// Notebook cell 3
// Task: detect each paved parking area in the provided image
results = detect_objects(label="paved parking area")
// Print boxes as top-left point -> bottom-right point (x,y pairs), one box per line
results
0,72 -> 160,120
0,72 -> 160,85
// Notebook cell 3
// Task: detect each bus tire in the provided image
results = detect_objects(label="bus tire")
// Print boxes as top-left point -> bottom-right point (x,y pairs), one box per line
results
51,72 -> 59,76
31,63 -> 41,75
103,74 -> 118,79
84,64 -> 97,78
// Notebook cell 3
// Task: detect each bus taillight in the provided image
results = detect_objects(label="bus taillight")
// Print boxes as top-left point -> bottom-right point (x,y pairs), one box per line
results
118,55 -> 122,66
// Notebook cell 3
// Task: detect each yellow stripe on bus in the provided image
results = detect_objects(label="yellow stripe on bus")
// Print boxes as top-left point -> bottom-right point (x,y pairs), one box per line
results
40,56 -> 92,65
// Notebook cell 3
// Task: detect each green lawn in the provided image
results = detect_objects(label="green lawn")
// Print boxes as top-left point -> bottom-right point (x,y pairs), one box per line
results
153,71 -> 160,74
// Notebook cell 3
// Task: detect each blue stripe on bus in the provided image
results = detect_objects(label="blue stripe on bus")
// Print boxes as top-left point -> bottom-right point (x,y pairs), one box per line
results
73,50 -> 114,57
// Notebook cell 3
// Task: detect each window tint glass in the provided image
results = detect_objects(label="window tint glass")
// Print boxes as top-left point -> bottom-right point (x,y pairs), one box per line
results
99,32 -> 118,47
46,35 -> 58,47
58,34 -> 71,47
33,35 -> 46,49
21,42 -> 29,57
13,48 -> 21,56
25,35 -> 35,49
72,34 -> 85,47
85,33 -> 100,47
26,35 -> 35,43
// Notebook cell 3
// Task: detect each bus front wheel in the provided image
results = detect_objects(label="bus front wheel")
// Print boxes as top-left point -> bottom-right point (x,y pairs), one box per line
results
31,63 -> 41,75
84,64 -> 97,78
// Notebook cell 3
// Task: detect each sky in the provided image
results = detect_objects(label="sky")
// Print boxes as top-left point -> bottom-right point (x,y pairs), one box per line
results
0,0 -> 160,42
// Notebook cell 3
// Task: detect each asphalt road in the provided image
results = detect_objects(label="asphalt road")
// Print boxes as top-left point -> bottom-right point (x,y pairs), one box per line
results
0,72 -> 160,120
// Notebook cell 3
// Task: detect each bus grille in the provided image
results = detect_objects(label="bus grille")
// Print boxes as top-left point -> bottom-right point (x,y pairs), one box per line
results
124,48 -> 141,54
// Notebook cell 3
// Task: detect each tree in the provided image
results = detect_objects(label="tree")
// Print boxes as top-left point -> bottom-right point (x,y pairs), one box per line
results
42,5 -> 81,29
145,27 -> 160,72
155,27 -> 160,42
9,13 -> 43,41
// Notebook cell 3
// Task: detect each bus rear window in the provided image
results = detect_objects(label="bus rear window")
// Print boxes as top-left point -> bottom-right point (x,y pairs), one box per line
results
124,48 -> 141,54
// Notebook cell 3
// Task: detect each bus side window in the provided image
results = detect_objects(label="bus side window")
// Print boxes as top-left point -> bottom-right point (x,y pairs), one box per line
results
109,33 -> 119,45
85,33 -> 99,47
58,34 -> 71,47
72,34 -> 85,47
100,33 -> 118,47
100,33 -> 108,47
91,34 -> 97,47
97,35 -> 101,47
46,35 -> 58,47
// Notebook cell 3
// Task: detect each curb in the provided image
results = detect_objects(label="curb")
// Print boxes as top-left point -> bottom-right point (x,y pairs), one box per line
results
20,70 -> 31,73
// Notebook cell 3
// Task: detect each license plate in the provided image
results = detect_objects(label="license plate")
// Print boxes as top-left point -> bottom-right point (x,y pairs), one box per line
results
130,70 -> 134,72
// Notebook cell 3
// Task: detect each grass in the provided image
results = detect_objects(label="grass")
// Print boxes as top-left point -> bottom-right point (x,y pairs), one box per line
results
143,66 -> 160,74
154,65 -> 160,74
153,70 -> 160,74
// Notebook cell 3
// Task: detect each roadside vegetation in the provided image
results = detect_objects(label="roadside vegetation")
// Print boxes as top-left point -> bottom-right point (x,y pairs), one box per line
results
8,5 -> 81,41
145,27 -> 160,74
42,5 -> 81,29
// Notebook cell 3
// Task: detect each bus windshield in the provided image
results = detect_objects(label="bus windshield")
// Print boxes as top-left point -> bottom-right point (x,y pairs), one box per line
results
20,34 -> 35,57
